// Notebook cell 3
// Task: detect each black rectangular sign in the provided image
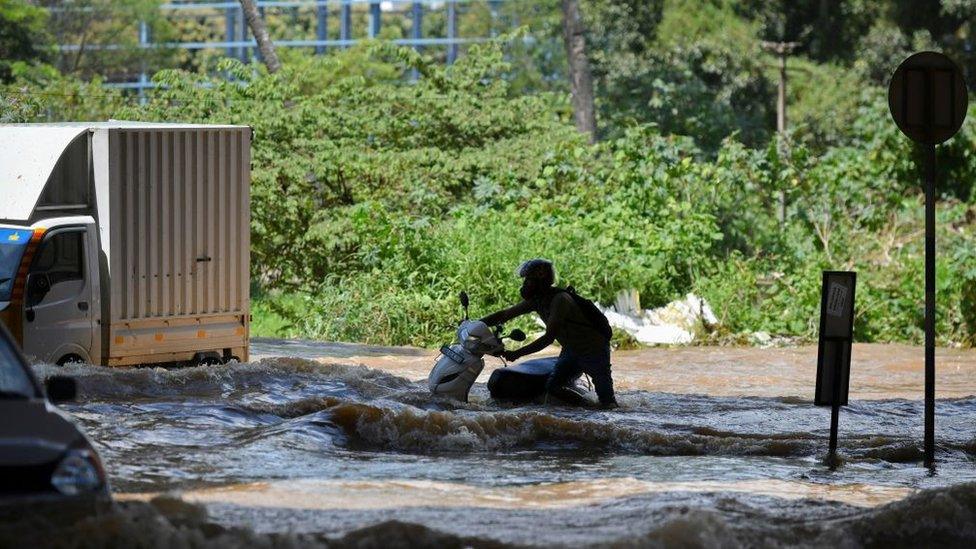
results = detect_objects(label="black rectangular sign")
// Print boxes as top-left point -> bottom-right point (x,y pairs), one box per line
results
815,271 -> 856,407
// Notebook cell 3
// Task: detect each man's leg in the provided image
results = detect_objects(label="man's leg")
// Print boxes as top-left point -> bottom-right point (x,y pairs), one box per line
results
589,366 -> 617,407
545,351 -> 582,398
581,350 -> 617,407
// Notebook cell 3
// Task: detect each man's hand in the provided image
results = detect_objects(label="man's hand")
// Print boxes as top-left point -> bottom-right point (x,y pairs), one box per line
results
501,350 -> 520,362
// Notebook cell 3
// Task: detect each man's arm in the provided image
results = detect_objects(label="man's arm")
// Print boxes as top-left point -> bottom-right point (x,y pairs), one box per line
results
505,294 -> 569,361
480,299 -> 534,327
506,332 -> 555,361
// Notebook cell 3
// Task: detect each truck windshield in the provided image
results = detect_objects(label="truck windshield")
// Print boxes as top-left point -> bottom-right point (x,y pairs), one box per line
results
0,332 -> 36,399
0,228 -> 33,302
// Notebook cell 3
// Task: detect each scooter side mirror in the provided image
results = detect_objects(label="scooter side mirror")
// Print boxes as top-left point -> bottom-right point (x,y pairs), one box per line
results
509,329 -> 526,342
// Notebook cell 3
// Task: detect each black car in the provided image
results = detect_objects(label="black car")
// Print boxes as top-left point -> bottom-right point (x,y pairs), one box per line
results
0,322 -> 109,516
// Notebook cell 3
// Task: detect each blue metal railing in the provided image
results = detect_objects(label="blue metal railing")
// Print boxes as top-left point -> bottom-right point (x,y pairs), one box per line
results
52,0 -> 509,97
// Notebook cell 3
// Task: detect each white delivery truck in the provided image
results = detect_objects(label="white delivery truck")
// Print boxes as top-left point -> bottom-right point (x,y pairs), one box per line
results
0,122 -> 251,366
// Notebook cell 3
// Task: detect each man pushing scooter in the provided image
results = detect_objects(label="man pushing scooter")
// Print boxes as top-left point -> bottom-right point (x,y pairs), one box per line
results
480,259 -> 618,409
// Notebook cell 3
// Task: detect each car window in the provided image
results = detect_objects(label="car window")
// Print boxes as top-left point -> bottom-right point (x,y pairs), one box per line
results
32,231 -> 84,283
0,334 -> 36,398
26,231 -> 88,309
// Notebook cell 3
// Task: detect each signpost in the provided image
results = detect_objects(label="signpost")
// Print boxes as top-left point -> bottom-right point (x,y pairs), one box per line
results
815,271 -> 856,463
888,52 -> 968,468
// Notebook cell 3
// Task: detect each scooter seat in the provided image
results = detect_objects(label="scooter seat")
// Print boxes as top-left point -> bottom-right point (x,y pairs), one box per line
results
488,357 -> 589,406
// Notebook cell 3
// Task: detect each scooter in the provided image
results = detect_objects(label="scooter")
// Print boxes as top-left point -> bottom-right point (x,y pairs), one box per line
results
428,291 -> 524,401
428,292 -> 591,406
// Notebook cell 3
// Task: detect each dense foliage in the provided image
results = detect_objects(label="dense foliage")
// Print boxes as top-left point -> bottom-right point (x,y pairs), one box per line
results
2,0 -> 976,348
0,0 -> 49,82
100,44 -> 975,347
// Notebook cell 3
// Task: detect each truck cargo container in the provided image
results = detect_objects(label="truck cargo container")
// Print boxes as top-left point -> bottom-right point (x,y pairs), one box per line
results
0,122 -> 251,366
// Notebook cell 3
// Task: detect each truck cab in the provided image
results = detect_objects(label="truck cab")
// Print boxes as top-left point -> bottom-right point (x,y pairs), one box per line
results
1,219 -> 100,365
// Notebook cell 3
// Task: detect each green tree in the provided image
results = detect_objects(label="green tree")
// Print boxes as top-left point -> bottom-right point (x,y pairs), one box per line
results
735,0 -> 881,63
0,0 -> 50,82
39,0 -> 174,80
595,0 -> 773,149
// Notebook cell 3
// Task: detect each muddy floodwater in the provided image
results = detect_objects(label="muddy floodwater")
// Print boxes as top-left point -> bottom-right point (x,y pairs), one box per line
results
19,340 -> 976,547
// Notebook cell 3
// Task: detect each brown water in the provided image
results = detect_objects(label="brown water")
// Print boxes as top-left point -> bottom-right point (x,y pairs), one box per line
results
293,341 -> 976,399
16,339 -> 976,547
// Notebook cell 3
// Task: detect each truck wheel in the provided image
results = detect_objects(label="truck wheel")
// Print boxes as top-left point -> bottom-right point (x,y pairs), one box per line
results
57,354 -> 85,366
192,352 -> 222,366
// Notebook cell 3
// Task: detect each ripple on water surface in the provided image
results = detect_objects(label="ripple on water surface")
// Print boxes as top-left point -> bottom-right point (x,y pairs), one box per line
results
23,342 -> 976,546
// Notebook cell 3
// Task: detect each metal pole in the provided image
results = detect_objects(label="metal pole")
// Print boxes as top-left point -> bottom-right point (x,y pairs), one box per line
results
777,52 -> 787,134
138,20 -> 149,105
777,50 -> 788,224
411,2 -> 423,80
761,41 -> 798,224
488,0 -> 500,38
447,1 -> 458,65
924,143 -> 937,467
369,2 -> 381,38
412,2 -> 423,48
340,0 -> 351,47
225,8 -> 237,59
316,2 -> 328,54
828,345 -> 842,463
239,6 -> 248,61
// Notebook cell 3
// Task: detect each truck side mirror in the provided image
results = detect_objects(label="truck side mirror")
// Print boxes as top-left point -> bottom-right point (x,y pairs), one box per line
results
26,273 -> 51,305
45,376 -> 77,403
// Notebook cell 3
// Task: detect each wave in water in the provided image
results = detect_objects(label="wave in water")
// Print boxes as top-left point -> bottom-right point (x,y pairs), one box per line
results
234,395 -> 819,457
36,358 -> 976,463
33,357 -> 415,401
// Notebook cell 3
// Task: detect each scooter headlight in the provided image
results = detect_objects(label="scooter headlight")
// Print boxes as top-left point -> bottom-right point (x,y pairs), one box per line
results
51,447 -> 104,496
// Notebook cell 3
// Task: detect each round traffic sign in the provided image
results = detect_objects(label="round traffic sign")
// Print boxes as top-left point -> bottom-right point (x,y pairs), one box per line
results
888,51 -> 968,145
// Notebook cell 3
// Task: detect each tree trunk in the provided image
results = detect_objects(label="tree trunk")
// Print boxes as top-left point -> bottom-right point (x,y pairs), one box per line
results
561,0 -> 597,142
238,0 -> 281,74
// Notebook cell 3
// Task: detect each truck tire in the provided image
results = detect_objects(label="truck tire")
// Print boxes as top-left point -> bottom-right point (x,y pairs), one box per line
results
192,352 -> 223,366
56,354 -> 85,366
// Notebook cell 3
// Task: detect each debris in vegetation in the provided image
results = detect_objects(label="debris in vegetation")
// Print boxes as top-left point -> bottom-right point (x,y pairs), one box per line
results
601,293 -> 718,345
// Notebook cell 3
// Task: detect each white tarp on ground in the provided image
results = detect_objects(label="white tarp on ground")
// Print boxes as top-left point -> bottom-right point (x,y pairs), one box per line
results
601,293 -> 718,345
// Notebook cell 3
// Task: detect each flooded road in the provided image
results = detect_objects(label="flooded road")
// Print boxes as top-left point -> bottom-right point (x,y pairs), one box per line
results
22,340 -> 976,547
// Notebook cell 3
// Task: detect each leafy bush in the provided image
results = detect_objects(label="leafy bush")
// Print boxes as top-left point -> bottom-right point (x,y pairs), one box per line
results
6,36 -> 976,348
0,0 -> 50,83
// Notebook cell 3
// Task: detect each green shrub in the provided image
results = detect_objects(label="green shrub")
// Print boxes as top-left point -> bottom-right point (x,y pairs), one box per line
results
7,39 -> 976,348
